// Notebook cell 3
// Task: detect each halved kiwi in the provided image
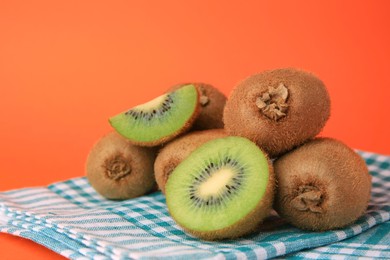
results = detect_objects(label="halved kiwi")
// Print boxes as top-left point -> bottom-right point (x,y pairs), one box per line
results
169,83 -> 227,130
223,68 -> 331,157
274,137 -> 372,231
165,136 -> 274,240
109,84 -> 200,147
86,132 -> 157,200
154,129 -> 227,193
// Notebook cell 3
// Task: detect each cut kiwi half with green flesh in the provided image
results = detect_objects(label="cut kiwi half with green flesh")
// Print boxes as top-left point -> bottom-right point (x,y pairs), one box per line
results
165,136 -> 274,240
154,129 -> 227,194
169,83 -> 227,130
109,84 -> 200,146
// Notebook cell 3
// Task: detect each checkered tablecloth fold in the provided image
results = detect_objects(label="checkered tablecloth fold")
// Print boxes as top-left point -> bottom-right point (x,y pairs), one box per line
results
1,150 -> 389,259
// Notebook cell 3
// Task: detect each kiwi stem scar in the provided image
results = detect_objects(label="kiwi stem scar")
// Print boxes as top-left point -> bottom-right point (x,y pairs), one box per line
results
200,95 -> 209,106
292,185 -> 324,213
198,86 -> 209,106
104,155 -> 132,181
256,83 -> 289,121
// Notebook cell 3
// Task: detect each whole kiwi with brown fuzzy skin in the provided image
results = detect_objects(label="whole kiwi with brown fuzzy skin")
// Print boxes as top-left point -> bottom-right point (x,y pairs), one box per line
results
223,68 -> 331,158
170,83 -> 227,130
154,129 -> 227,193
86,132 -> 157,200
274,137 -> 372,231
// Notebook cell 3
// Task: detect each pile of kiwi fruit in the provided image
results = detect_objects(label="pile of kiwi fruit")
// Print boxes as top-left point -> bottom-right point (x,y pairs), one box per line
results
85,68 -> 372,240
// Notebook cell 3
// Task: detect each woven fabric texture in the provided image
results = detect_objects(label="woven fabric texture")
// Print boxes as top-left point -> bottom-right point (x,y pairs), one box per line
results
1,151 -> 389,259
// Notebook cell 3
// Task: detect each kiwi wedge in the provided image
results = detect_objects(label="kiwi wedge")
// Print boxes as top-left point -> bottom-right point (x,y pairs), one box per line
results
86,132 -> 157,200
170,83 -> 227,130
154,129 -> 227,193
223,68 -> 331,157
274,138 -> 372,231
165,136 -> 275,240
109,84 -> 200,147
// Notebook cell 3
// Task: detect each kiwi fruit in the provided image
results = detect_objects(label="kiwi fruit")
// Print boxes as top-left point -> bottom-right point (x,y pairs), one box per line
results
223,68 -> 331,158
170,83 -> 227,130
154,129 -> 227,194
109,84 -> 200,147
165,136 -> 275,240
274,137 -> 372,231
86,132 -> 157,200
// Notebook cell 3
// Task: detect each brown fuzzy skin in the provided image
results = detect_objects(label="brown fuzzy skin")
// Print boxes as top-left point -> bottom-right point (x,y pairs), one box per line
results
274,137 -> 372,231
154,129 -> 227,194
223,68 -> 331,158
176,158 -> 275,241
170,83 -> 227,130
86,132 -> 157,200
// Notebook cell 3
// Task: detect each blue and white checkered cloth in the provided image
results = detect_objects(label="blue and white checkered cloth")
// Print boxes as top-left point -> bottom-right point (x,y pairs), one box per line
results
1,150 -> 389,259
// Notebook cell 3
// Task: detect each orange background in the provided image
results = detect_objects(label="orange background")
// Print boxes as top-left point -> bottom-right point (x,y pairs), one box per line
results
1,1 -> 389,258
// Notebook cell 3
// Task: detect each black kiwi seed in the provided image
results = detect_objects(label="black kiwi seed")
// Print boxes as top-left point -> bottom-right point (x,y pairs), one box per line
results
110,84 -> 201,147
125,93 -> 175,120
185,159 -> 244,208
154,129 -> 228,194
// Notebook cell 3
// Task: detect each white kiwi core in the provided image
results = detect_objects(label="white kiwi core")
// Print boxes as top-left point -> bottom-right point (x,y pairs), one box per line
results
198,167 -> 235,197
133,94 -> 168,111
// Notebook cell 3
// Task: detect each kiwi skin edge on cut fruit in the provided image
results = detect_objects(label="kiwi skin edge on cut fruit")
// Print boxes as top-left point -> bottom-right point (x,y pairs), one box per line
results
165,136 -> 275,240
154,129 -> 227,194
109,84 -> 201,147
169,82 -> 227,130
273,137 -> 372,231
223,68 -> 331,158
86,132 -> 157,200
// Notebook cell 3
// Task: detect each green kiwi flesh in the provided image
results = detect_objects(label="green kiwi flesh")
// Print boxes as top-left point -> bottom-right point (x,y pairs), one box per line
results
154,129 -> 227,194
165,136 -> 275,240
86,132 -> 157,200
274,138 -> 372,231
223,68 -> 331,158
170,83 -> 227,130
109,84 -> 200,146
